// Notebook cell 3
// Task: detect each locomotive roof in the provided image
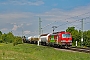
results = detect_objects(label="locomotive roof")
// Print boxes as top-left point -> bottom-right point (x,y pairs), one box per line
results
53,31 -> 65,34
53,31 -> 70,34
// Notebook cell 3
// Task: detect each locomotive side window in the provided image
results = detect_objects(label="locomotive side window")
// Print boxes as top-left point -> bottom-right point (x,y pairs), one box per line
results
62,34 -> 70,38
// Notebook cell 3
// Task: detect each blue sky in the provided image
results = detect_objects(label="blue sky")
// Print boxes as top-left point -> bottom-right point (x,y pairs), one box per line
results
0,0 -> 90,36
1,0 -> 90,13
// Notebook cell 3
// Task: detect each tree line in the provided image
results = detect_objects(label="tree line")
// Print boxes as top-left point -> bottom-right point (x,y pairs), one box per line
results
0,31 -> 22,46
66,27 -> 90,47
0,26 -> 90,47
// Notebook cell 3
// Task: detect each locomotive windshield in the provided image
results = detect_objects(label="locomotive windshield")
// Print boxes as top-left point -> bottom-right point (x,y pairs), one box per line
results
62,34 -> 71,38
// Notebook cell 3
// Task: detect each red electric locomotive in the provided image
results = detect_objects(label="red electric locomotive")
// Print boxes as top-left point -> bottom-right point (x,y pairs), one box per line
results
48,31 -> 72,48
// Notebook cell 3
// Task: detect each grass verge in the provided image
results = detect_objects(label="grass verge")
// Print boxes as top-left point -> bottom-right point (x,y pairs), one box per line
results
0,43 -> 90,60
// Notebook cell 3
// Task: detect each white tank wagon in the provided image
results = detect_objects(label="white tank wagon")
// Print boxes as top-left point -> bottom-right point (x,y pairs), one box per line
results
26,36 -> 32,43
39,33 -> 50,45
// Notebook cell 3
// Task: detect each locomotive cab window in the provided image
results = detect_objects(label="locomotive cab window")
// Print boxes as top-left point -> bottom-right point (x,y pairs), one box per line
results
62,34 -> 70,38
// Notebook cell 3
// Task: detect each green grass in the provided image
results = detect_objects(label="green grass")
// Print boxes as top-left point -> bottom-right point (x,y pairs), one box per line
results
0,43 -> 90,60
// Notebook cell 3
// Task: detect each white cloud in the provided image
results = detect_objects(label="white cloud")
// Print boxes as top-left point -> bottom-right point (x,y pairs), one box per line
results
11,23 -> 17,25
26,23 -> 32,26
28,0 -> 44,6
0,12 -> 31,20
37,5 -> 90,23
0,28 -> 8,31
0,0 -> 44,6
12,25 -> 19,31
12,23 -> 25,31
1,4 -> 90,36
24,30 -> 31,35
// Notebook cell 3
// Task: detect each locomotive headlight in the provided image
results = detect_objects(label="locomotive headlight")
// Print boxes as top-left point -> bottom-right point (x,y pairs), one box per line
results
68,40 -> 72,42
61,40 -> 72,42
61,40 -> 66,42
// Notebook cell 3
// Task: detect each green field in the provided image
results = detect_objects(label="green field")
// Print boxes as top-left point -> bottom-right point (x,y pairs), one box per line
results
0,43 -> 90,60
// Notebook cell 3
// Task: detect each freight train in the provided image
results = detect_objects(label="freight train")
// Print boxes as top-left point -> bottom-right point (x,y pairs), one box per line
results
23,31 -> 72,48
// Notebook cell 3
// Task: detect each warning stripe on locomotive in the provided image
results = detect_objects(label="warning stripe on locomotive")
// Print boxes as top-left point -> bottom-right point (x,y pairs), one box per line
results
50,35 -> 55,42
50,35 -> 57,43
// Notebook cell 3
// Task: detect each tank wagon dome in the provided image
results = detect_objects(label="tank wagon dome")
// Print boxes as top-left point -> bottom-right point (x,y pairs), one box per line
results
40,33 -> 50,36
33,36 -> 39,38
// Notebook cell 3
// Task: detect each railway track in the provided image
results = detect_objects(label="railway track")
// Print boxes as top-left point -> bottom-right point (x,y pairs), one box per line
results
54,47 -> 90,53
69,47 -> 90,53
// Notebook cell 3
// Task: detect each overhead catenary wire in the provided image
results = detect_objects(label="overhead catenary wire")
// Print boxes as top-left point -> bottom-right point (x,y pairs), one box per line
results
41,11 -> 90,29
57,16 -> 90,28
58,17 -> 90,32
40,16 -> 90,34
41,21 -> 56,29
33,12 -> 90,35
